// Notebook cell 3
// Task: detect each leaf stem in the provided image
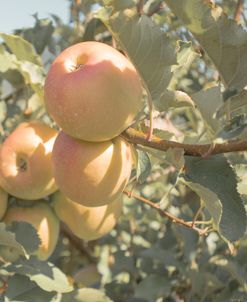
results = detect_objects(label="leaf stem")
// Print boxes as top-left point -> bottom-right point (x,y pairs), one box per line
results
191,202 -> 204,228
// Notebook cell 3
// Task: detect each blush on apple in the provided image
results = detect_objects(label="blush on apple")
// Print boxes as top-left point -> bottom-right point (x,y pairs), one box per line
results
44,41 -> 143,142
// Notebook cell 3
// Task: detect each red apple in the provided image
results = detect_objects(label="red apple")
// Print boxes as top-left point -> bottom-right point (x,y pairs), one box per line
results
52,131 -> 133,207
52,191 -> 122,241
0,121 -> 58,200
44,41 -> 143,142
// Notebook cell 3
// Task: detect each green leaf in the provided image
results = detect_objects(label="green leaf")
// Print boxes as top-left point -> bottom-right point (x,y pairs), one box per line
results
0,44 -> 17,73
178,227 -> 199,261
2,69 -> 24,87
15,16 -> 54,54
214,258 -> 247,287
0,223 -> 27,257
134,275 -> 171,302
169,40 -> 199,89
217,117 -> 247,141
5,274 -> 55,302
57,288 -> 113,302
181,155 -> 247,242
165,0 -> 247,91
155,89 -> 195,112
98,8 -> 176,106
8,221 -> 41,254
235,164 -> 247,196
4,256 -> 74,293
0,33 -> 41,65
104,0 -> 135,11
17,60 -> 45,99
192,86 -> 223,134
165,148 -> 185,171
136,150 -> 151,184
217,89 -> 247,119
140,246 -> 179,268
181,181 -> 221,227
188,269 -> 224,300
0,43 -> 44,101
83,18 -> 105,42
111,250 -> 136,275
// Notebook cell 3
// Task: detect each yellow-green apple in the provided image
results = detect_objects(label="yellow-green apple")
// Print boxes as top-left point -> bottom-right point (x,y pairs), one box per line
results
44,41 -> 143,142
3,203 -> 59,260
52,191 -> 122,241
52,131 -> 133,207
0,187 -> 8,220
0,121 -> 58,200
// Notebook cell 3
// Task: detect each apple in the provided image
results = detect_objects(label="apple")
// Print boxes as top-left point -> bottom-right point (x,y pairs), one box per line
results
44,41 -> 143,142
52,131 -> 133,207
0,121 -> 58,200
0,187 -> 8,220
52,191 -> 122,241
3,203 -> 59,261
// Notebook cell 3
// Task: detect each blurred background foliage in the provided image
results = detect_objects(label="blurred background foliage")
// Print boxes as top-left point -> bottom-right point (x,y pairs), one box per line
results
1,0 -> 247,301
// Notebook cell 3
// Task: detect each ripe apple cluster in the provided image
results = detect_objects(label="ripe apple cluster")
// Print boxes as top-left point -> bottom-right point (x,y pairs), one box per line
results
0,41 -> 142,261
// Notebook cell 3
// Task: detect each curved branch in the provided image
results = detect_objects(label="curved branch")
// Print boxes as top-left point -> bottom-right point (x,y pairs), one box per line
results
122,128 -> 247,157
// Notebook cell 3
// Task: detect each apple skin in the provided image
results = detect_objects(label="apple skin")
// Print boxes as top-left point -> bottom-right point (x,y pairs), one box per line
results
52,191 -> 122,241
0,121 -> 58,200
52,131 -> 133,207
3,203 -> 59,261
44,41 -> 143,142
0,187 -> 8,220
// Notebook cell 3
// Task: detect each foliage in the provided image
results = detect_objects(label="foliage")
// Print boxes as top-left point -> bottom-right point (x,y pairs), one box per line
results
0,0 -> 247,301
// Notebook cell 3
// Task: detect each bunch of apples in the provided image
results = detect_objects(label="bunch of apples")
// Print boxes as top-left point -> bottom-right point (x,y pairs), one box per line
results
0,41 -> 143,261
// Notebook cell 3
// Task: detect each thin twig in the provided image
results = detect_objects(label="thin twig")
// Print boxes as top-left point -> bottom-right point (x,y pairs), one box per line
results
123,190 -> 209,236
187,220 -> 212,225
234,0 -> 244,23
201,141 -> 216,158
191,203 -> 204,228
122,128 -> 247,157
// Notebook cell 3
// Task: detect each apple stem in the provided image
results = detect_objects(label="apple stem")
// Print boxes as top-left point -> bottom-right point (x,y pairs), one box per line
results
18,158 -> 28,172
